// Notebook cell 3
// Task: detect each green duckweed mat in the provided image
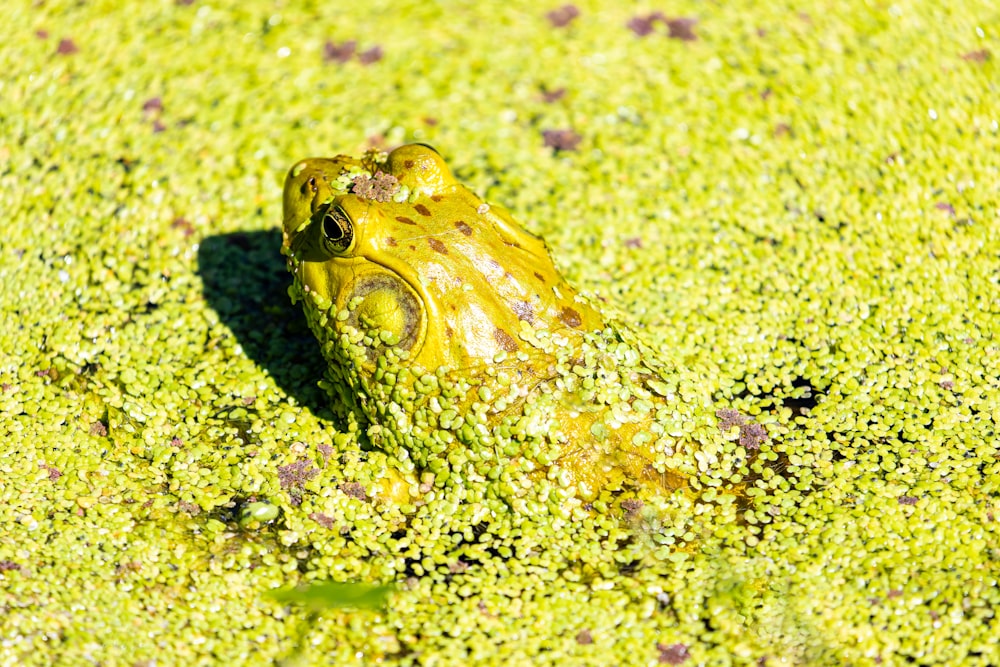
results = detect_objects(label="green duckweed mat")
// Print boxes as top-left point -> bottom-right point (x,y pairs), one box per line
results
3,0 -> 1000,665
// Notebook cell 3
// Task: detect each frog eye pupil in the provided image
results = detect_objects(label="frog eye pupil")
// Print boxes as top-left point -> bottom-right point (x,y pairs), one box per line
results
322,214 -> 343,240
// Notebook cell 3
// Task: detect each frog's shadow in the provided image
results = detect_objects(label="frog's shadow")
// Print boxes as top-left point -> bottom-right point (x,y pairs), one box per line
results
197,231 -> 332,420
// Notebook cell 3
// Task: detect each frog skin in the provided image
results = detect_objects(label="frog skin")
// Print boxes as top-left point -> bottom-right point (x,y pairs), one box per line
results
281,144 -> 695,505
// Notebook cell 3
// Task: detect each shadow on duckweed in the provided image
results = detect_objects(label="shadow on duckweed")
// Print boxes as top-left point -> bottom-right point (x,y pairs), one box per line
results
197,230 -> 331,420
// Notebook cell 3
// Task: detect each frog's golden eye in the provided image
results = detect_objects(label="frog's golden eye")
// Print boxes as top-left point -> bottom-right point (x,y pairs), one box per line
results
320,205 -> 355,255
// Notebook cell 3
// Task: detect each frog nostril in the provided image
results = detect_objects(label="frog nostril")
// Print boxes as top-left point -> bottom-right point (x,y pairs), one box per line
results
300,176 -> 317,196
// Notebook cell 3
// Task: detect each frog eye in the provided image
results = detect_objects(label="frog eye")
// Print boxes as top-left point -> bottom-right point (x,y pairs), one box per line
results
320,205 -> 355,255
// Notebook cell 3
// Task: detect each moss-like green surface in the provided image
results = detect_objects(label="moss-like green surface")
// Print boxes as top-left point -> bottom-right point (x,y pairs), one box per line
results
3,1 -> 999,664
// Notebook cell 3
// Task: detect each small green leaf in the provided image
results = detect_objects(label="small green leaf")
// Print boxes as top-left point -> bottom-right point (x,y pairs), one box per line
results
265,581 -> 394,612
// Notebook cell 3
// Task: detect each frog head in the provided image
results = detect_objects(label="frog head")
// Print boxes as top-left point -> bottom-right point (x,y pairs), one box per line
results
281,144 -> 603,380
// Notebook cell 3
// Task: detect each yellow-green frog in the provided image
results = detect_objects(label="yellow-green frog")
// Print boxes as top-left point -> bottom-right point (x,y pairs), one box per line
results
282,144 -> 697,505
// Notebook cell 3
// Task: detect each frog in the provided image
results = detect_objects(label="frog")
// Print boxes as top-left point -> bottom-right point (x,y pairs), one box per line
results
281,144 -> 703,507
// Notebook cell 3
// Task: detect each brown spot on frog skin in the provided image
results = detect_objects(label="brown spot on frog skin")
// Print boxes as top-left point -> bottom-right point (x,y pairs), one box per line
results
385,237 -> 397,247
559,306 -> 582,328
431,195 -> 444,202
493,327 -> 519,352
404,160 -> 414,168
414,203 -> 432,217
396,216 -> 417,225
533,271 -> 546,282
428,238 -> 448,254
455,221 -> 473,236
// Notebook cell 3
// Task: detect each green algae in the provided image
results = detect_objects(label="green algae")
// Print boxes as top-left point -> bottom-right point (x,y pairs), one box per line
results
2,0 -> 1000,665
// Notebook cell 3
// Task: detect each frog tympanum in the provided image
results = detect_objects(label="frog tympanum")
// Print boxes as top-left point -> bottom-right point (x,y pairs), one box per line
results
282,144 -> 700,505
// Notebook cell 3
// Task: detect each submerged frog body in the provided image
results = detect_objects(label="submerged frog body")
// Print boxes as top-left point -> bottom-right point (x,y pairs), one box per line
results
282,144 -> 700,504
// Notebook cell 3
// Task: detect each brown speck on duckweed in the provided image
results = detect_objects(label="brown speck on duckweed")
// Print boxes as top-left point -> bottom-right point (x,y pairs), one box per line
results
42,465 -> 62,481
447,560 -> 470,574
543,128 -> 582,152
278,459 -> 319,490
541,86 -> 566,103
621,498 -> 644,520
626,12 -> 667,37
546,5 -> 580,28
961,49 -> 990,63
898,495 -> 919,506
56,38 -> 78,55
178,500 -> 201,515
665,17 -> 698,41
89,421 -> 108,437
627,13 -> 661,37
358,46 -> 383,65
935,202 -> 956,216
627,13 -> 697,41
0,561 -> 22,573
35,29 -> 49,39
323,40 -> 356,64
739,422 -> 767,450
365,133 -> 389,150
624,236 -> 643,249
340,482 -> 369,501
142,97 -> 163,113
658,642 -> 690,664
717,408 -> 767,449
309,512 -> 335,529
351,171 -> 400,202
575,629 -> 593,644
716,408 -> 746,430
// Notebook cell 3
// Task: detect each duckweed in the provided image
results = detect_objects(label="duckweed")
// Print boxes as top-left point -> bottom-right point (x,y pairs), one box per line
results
2,0 -> 1000,665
